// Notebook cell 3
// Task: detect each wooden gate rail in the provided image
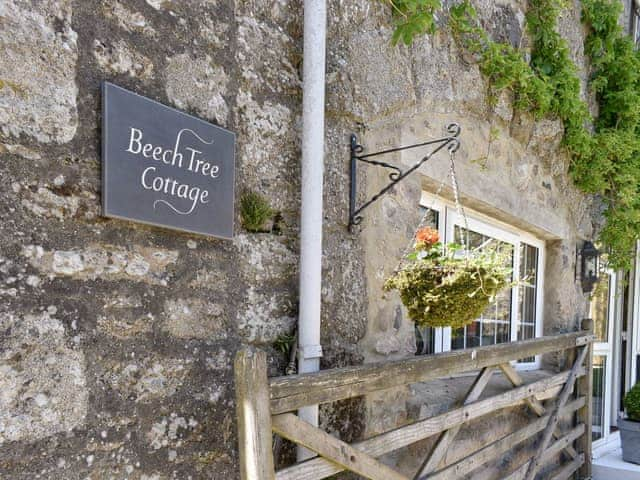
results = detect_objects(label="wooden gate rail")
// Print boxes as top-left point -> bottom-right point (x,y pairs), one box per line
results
236,321 -> 594,480
269,330 -> 592,414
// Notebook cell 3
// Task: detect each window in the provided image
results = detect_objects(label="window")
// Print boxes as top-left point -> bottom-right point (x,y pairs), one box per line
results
414,193 -> 545,369
450,225 -> 514,351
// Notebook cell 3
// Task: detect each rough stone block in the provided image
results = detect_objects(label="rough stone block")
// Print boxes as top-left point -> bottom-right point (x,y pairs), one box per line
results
97,311 -> 153,339
19,183 -> 99,221
165,53 -> 229,125
234,234 -> 297,283
0,311 -> 87,444
106,356 -> 192,403
162,298 -> 227,340
93,39 -> 154,80
235,90 -> 299,213
236,16 -> 300,95
22,244 -> 179,285
102,0 -> 157,37
335,28 -> 415,119
0,0 -> 78,143
236,287 -> 296,343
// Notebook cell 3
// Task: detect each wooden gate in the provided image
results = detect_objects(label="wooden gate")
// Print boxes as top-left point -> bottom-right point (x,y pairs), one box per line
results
235,320 -> 594,480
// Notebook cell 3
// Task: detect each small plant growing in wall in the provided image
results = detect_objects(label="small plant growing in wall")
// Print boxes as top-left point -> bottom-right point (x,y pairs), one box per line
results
240,191 -> 274,233
384,227 -> 512,328
273,332 -> 296,356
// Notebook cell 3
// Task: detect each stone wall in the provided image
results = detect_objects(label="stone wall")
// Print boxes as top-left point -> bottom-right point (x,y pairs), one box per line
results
0,0 -> 604,479
0,0 -> 365,478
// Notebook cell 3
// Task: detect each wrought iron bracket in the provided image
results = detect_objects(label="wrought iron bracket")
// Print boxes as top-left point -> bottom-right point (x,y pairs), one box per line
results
349,122 -> 461,230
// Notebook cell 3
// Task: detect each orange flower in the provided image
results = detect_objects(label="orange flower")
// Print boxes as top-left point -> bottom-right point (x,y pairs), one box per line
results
415,226 -> 439,248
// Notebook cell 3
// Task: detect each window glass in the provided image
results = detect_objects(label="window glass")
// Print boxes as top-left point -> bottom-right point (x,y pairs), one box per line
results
415,325 -> 436,355
414,207 -> 439,356
451,225 -> 514,350
592,354 -> 607,441
518,243 -> 539,363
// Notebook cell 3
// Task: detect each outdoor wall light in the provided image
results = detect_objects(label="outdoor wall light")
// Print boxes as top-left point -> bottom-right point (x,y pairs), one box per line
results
580,241 -> 600,293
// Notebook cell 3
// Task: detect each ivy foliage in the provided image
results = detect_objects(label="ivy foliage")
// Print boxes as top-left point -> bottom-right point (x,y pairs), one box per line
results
384,0 -> 442,45
379,0 -> 640,270
527,0 -> 592,156
449,2 -> 553,114
581,0 -> 640,269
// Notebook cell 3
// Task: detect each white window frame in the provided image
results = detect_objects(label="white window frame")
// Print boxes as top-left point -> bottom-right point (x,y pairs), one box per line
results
592,270 -> 618,453
419,192 -> 545,370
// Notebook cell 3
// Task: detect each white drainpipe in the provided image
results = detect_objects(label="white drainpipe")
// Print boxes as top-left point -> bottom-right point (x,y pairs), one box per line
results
297,0 -> 326,461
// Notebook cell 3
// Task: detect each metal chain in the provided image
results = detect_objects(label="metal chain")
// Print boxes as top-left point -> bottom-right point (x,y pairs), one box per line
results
388,165 -> 450,276
386,127 -> 466,277
449,148 -> 470,250
428,173 -> 447,212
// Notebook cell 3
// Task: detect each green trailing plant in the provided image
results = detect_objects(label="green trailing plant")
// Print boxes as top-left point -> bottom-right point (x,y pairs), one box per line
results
449,1 -> 553,114
384,227 -> 512,328
624,382 -> 640,422
579,0 -> 640,269
381,0 -> 441,45
240,191 -> 274,233
527,0 -> 593,155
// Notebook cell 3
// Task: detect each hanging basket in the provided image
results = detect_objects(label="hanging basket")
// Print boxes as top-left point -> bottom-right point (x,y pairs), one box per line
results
384,228 -> 512,329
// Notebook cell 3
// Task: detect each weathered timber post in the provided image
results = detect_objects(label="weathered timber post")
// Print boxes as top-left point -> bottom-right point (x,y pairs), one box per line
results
235,348 -> 275,480
577,318 -> 593,479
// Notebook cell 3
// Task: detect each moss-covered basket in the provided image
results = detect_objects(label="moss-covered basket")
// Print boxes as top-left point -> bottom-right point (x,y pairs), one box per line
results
384,227 -> 512,329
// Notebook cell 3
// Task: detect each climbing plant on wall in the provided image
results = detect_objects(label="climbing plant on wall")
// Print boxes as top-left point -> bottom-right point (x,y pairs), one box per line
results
383,0 -> 442,44
448,1 -> 553,114
380,0 -> 640,270
580,0 -> 640,270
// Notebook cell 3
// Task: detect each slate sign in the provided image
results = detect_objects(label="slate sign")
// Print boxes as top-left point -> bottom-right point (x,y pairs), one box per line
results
102,82 -> 235,239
